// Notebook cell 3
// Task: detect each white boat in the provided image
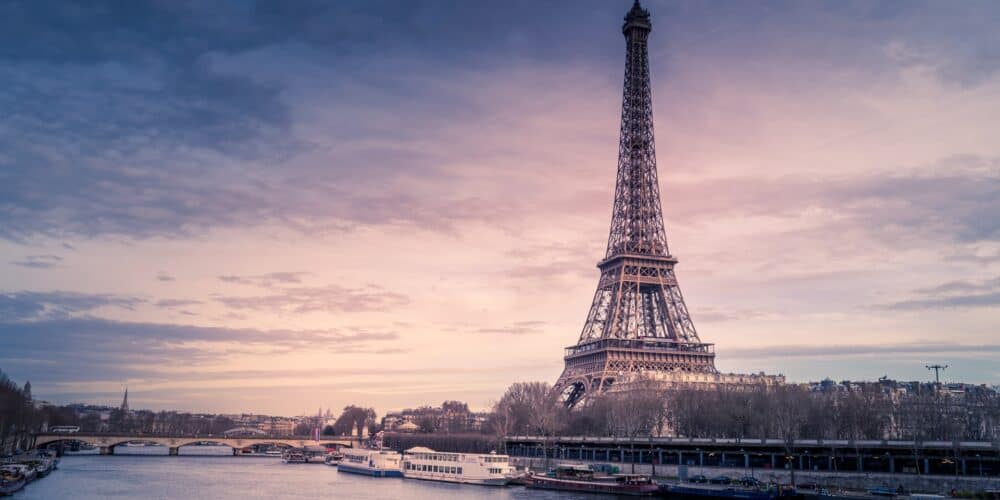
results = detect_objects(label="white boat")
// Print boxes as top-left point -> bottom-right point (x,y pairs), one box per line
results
324,452 -> 344,466
0,465 -> 34,484
121,441 -> 155,447
281,450 -> 307,464
402,447 -> 514,486
337,449 -> 403,477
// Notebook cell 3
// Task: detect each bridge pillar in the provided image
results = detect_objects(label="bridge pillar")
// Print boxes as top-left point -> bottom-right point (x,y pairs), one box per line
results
889,454 -> 895,474
100,446 -> 114,455
744,453 -> 749,469
169,447 -> 179,456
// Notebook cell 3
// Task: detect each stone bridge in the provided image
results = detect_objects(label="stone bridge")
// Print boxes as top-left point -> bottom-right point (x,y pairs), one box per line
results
35,433 -> 357,456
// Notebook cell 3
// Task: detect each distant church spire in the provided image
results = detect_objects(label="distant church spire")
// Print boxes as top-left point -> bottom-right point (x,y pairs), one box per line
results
121,387 -> 130,413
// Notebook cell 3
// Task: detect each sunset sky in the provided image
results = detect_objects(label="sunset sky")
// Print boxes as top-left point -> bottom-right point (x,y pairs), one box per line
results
2,0 -> 998,416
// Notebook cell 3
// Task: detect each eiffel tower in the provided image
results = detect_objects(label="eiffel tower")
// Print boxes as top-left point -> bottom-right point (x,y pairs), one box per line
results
554,0 -> 717,407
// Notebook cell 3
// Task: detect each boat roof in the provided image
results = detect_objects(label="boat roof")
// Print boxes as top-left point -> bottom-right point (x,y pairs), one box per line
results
405,446 -> 437,453
554,463 -> 592,471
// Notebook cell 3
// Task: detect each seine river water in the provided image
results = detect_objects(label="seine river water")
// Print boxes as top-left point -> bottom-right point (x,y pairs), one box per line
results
18,446 -> 597,499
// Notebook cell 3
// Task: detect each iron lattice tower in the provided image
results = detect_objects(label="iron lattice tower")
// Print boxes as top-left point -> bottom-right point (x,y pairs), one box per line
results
554,0 -> 717,407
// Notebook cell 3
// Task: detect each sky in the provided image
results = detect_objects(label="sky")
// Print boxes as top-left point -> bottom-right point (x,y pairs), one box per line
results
1,0 -> 998,417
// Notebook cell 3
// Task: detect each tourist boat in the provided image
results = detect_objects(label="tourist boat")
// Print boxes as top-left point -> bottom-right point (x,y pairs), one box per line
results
526,464 -> 658,496
659,482 -> 798,500
337,449 -> 403,477
0,468 -> 26,496
120,441 -> 159,448
26,459 -> 49,479
401,447 -> 514,486
41,449 -> 60,470
324,452 -> 344,466
281,449 -> 308,464
0,465 -> 34,484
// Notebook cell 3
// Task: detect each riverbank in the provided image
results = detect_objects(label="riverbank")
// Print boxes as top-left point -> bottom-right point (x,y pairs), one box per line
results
1,450 -> 59,496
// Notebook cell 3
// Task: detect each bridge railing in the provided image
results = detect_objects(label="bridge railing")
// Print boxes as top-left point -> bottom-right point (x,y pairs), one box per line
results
36,431 -> 358,441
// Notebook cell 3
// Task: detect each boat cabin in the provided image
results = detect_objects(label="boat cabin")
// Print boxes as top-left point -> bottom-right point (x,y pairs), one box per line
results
614,474 -> 653,485
549,464 -> 596,480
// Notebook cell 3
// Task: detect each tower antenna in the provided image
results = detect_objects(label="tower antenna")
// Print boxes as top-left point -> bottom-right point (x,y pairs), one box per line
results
925,364 -> 948,384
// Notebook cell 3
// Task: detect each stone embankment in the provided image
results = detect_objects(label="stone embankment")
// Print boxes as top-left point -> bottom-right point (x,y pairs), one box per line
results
511,458 -> 1000,495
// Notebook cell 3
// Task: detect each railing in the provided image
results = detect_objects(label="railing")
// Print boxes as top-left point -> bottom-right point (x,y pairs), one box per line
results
565,338 -> 715,357
506,435 -> 1000,450
36,431 -> 356,441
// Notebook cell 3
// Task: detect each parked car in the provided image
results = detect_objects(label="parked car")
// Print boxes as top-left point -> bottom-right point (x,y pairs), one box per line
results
739,476 -> 762,488
689,475 -> 708,484
709,475 -> 733,485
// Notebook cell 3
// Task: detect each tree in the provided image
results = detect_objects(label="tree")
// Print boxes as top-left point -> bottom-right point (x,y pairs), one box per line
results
488,399 -> 513,453
332,406 -> 377,436
417,415 -> 437,434
606,377 -> 666,472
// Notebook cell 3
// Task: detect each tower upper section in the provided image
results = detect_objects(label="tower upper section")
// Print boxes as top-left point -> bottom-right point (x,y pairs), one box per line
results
605,0 -> 670,259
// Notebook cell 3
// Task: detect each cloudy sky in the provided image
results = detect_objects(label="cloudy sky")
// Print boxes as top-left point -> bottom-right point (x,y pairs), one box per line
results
2,0 -> 998,416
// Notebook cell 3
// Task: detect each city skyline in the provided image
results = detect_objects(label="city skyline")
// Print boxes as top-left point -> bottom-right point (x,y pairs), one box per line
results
2,0 -> 999,416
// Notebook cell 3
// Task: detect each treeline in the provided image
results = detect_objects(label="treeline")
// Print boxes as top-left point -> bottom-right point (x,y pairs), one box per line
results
1,370 -> 73,452
491,380 -> 1000,442
106,410 -> 242,435
670,384 -> 1000,441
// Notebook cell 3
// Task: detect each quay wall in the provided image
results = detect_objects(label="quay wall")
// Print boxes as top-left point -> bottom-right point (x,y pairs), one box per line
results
510,458 -> 1000,495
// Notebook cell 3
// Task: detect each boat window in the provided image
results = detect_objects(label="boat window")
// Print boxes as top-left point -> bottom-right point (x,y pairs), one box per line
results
457,467 -> 462,474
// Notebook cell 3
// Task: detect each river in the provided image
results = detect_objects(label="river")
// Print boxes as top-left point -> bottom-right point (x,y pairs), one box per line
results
17,446 -> 600,499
